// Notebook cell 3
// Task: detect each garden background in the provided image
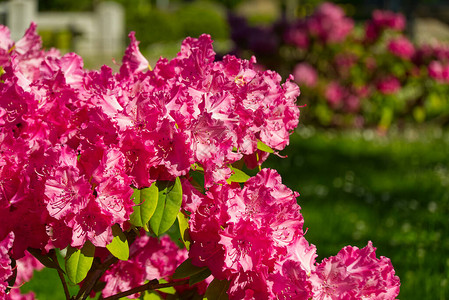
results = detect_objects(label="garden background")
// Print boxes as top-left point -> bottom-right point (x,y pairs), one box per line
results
2,0 -> 449,299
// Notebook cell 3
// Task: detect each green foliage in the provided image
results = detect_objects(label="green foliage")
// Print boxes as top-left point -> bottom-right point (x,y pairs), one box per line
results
174,2 -> 229,40
130,184 -> 159,231
117,1 -> 229,49
173,258 -> 211,285
204,278 -> 230,300
257,140 -> 274,153
150,177 -> 183,236
65,242 -> 95,284
106,224 -> 129,261
226,166 -> 250,184
177,211 -> 191,250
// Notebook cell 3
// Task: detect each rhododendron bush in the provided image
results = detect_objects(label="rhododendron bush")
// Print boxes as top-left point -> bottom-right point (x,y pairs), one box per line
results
228,2 -> 449,129
0,23 -> 400,299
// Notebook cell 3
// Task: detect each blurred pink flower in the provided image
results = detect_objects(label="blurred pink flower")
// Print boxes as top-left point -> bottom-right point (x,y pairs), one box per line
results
285,21 -> 309,49
325,81 -> 345,107
345,95 -> 361,112
372,10 -> 406,31
428,60 -> 449,82
308,2 -> 354,44
388,36 -> 415,59
377,76 -> 401,95
293,62 -> 318,87
365,10 -> 406,42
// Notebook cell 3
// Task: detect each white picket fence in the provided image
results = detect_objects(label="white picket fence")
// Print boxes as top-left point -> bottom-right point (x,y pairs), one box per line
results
1,0 -> 124,56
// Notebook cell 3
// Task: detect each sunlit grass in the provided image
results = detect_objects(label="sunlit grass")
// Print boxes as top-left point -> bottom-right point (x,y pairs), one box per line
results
264,125 -> 449,300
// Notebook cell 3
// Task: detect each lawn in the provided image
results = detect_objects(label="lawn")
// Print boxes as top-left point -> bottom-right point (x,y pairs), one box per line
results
263,125 -> 449,300
21,125 -> 449,299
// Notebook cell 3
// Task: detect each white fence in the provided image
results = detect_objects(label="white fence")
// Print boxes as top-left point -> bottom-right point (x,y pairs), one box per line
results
1,0 -> 124,56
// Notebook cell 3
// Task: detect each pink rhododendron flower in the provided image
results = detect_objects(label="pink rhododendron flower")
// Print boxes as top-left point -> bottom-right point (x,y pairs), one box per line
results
0,22 -> 401,300
344,94 -> 361,113
15,251 -> 44,284
285,20 -> 310,49
377,76 -> 401,95
0,232 -> 14,298
365,10 -> 406,42
293,62 -> 318,87
325,81 -> 345,107
388,36 -> 415,60
189,169 -> 305,297
101,234 -> 186,298
308,2 -> 354,44
428,60 -> 449,82
372,10 -> 406,31
310,241 -> 400,299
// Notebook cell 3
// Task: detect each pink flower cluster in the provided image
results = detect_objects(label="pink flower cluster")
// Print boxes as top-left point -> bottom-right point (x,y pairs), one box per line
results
0,23 -> 299,252
365,10 -> 406,42
387,36 -> 415,60
186,169 -> 400,299
0,233 -> 43,300
0,22 -> 300,297
285,2 -> 353,48
414,44 -> 449,83
0,22 -> 401,299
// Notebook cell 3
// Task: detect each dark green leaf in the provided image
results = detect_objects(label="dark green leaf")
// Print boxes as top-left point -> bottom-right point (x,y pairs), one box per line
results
204,278 -> 230,300
189,267 -> 211,286
149,177 -> 183,236
173,258 -> 209,280
65,241 -> 95,284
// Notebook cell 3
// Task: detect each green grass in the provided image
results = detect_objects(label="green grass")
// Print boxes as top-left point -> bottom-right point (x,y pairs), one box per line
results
20,126 -> 449,299
263,125 -> 449,300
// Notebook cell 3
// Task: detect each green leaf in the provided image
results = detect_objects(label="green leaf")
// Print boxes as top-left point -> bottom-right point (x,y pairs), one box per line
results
157,279 -> 176,294
257,140 -> 274,153
142,291 -> 163,300
173,258 -> 209,280
413,107 -> 426,123
130,184 -> 159,231
65,241 -> 95,284
150,177 -> 183,236
189,267 -> 212,286
177,211 -> 191,250
106,224 -> 129,260
189,170 -> 205,193
190,163 -> 204,172
203,278 -> 230,300
226,166 -> 250,184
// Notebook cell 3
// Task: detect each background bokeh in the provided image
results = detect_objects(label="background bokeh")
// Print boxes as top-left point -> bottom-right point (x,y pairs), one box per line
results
2,0 -> 449,299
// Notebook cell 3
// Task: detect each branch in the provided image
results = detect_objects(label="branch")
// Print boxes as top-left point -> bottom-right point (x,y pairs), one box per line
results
102,279 -> 190,300
75,255 -> 118,300
48,250 -> 71,300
